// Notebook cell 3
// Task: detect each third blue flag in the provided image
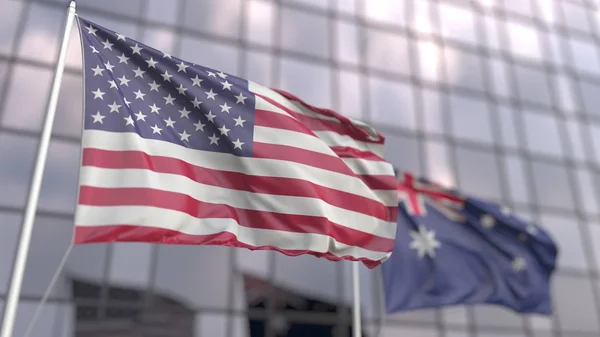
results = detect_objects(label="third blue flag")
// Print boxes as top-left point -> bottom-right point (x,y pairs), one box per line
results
381,170 -> 558,315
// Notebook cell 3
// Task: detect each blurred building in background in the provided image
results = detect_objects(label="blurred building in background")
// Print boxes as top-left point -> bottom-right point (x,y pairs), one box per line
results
0,0 -> 599,336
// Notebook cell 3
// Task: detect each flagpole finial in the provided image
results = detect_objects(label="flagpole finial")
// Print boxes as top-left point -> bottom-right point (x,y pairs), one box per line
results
68,1 -> 76,11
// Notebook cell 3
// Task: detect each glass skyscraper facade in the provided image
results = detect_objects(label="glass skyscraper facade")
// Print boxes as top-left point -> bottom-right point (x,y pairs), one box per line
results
0,0 -> 599,336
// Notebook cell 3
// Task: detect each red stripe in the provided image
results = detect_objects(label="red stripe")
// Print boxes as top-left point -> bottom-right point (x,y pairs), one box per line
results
74,225 -> 383,269
78,186 -> 395,253
269,89 -> 385,145
255,93 -> 385,146
82,148 -> 395,222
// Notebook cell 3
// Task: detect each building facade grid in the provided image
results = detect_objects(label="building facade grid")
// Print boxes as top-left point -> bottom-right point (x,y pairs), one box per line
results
1,0 -> 600,336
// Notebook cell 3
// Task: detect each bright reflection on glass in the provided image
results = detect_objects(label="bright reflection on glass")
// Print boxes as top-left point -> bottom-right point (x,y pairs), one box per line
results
363,0 -> 407,26
418,40 -> 441,83
506,21 -> 543,61
438,3 -> 477,45
246,0 -> 275,46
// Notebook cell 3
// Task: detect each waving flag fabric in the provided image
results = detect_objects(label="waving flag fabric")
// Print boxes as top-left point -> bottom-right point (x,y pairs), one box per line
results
382,170 -> 558,313
73,17 -> 398,268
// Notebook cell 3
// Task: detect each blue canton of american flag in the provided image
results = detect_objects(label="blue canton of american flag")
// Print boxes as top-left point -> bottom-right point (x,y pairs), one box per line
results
73,17 -> 399,268
382,170 -> 558,314
81,22 -> 255,155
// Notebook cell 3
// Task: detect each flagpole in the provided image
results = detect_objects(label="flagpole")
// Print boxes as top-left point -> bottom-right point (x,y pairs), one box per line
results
0,2 -> 77,337
352,262 -> 362,337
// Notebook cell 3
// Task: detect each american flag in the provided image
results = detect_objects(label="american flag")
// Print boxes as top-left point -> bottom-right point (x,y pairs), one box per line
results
74,17 -> 398,267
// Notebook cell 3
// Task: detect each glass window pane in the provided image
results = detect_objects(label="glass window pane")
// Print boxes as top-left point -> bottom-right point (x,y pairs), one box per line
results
561,2 -> 592,34
444,47 -> 484,92
280,8 -> 329,58
22,216 -> 72,298
553,275 -> 599,332
578,80 -> 600,119
368,77 -> 416,130
425,140 -> 455,188
180,37 -> 240,76
503,0 -> 533,16
17,4 -> 63,64
38,139 -> 80,213
504,154 -> 531,205
0,133 -> 38,208
575,168 -> 600,215
438,3 -> 477,45
65,244 -> 109,284
474,305 -> 524,329
281,0 -> 329,10
380,325 -> 438,337
279,58 -> 331,107
183,0 -> 242,38
246,0 -> 275,47
54,72 -> 83,138
335,20 -> 359,65
506,20 -> 543,62
0,0 -> 24,55
387,308 -> 437,323
442,306 -> 469,326
382,133 -> 421,174
366,28 -> 411,76
531,161 -> 575,211
363,0 -> 407,27
144,0 -> 180,24
195,313 -> 228,336
337,69 -> 364,120
484,14 -> 501,51
417,40 -> 442,83
498,106 -> 520,149
1,64 -> 53,132
421,89 -> 445,135
523,110 -> 564,157
537,0 -> 558,25
513,65 -> 552,108
274,254 -> 337,307
569,37 -> 600,76
555,74 -> 577,114
489,58 -> 510,99
548,33 -> 565,67
14,302 -> 70,337
539,213 -> 587,271
0,61 -> 8,110
334,0 -> 357,14
565,119 -> 587,162
0,212 -> 20,293
155,246 -> 232,309
455,147 -> 502,200
587,223 -> 600,271
449,94 -> 494,145
589,124 -> 600,166
108,243 -> 152,287
78,0 -> 143,17
244,50 -> 273,87
140,27 -> 176,56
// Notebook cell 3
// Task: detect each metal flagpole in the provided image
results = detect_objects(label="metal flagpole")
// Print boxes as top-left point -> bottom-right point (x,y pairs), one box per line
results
0,2 -> 77,337
351,262 -> 362,337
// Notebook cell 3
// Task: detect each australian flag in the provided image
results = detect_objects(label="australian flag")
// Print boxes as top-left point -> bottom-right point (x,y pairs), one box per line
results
381,170 -> 558,315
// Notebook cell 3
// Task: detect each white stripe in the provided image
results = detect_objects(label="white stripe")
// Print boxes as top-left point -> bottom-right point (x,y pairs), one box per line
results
254,126 -> 335,156
342,158 -> 395,176
79,166 -> 396,239
313,131 -> 384,156
250,81 -> 337,122
82,130 -> 397,206
75,205 -> 391,261
253,86 -> 386,157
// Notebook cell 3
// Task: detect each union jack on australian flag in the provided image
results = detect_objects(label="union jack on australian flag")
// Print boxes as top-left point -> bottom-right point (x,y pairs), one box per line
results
73,17 -> 398,268
382,170 -> 558,314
